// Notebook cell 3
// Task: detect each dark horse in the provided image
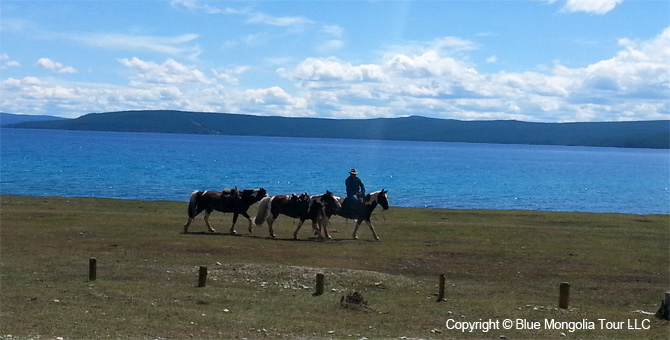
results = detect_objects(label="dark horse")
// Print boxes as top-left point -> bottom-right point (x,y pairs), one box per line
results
320,189 -> 389,240
183,187 -> 268,234
253,190 -> 341,239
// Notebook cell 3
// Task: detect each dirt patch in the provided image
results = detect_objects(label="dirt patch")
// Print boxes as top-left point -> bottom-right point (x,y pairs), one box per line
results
340,291 -> 374,312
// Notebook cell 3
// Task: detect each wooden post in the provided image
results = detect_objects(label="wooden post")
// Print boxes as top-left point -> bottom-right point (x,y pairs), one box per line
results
437,274 -> 446,302
88,258 -> 97,281
198,266 -> 207,287
657,291 -> 670,320
559,282 -> 570,309
314,273 -> 324,296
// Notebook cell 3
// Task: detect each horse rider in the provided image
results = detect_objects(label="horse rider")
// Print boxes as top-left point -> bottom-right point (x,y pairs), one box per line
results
345,169 -> 365,212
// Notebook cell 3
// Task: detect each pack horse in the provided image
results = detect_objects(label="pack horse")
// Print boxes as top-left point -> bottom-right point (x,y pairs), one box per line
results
253,190 -> 341,239
183,187 -> 267,234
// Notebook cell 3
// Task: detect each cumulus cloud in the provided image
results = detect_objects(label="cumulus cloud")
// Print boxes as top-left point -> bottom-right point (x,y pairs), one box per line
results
275,28 -> 669,121
118,57 -> 214,85
279,57 -> 385,84
35,58 -> 76,74
236,86 -> 310,116
3,26 -> 669,122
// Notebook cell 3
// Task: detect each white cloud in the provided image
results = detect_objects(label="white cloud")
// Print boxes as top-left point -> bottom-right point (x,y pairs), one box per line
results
35,58 -> 77,74
554,0 -> 625,14
1,54 -> 21,69
72,33 -> 201,59
173,0 -> 312,29
118,57 -> 214,85
246,12 -> 312,28
274,28 -> 669,122
236,86 -> 310,116
280,57 -> 385,83
3,25 -> 669,123
213,66 -> 251,85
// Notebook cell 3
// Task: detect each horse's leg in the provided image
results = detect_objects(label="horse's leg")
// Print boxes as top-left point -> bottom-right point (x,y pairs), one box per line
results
292,219 -> 305,240
183,217 -> 193,233
267,215 -> 277,238
352,219 -> 362,240
183,206 -> 205,233
204,211 -> 216,233
239,211 -> 253,234
229,213 -> 239,235
317,218 -> 331,240
366,219 -> 380,241
319,216 -> 331,239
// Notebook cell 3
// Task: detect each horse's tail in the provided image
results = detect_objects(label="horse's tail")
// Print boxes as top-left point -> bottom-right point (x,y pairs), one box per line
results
254,196 -> 272,226
187,191 -> 202,218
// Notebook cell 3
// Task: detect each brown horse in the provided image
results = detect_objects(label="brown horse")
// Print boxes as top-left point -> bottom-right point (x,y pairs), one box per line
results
320,189 -> 389,240
183,187 -> 268,234
253,190 -> 341,239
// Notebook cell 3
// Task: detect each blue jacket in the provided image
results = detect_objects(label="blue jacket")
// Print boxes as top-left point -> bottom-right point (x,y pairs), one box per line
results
345,176 -> 365,198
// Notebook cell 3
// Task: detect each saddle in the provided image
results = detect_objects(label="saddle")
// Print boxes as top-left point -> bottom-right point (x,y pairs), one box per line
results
288,193 -> 310,217
342,196 -> 364,217
221,187 -> 241,206
221,187 -> 240,197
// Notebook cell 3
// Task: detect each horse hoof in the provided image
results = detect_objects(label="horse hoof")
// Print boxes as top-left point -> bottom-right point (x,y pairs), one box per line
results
271,234 -> 276,238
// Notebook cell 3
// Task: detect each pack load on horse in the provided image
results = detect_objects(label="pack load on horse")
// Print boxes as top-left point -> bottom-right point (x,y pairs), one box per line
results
320,189 -> 389,241
253,190 -> 341,239
183,187 -> 268,234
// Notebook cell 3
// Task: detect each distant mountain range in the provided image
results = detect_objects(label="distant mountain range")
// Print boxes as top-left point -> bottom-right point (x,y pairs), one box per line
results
2,110 -> 669,149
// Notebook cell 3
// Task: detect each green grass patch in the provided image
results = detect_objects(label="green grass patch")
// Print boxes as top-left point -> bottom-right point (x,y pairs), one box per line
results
1,195 -> 668,339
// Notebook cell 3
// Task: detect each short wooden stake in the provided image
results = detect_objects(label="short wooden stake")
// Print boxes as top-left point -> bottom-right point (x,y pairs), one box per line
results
88,258 -> 97,281
437,274 -> 446,302
559,282 -> 570,309
314,273 -> 324,296
657,291 -> 670,320
198,266 -> 208,287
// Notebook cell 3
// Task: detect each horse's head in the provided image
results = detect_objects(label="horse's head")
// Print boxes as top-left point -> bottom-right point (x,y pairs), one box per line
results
242,188 -> 268,203
376,189 -> 389,210
323,190 -> 342,211
258,187 -> 268,198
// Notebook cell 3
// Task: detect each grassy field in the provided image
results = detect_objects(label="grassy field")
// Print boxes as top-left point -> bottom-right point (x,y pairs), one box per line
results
1,195 -> 668,339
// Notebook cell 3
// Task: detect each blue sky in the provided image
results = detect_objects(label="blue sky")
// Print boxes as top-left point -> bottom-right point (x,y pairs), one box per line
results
1,0 -> 668,122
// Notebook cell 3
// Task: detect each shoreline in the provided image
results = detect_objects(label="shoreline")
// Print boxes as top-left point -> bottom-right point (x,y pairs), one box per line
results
3,194 -> 667,216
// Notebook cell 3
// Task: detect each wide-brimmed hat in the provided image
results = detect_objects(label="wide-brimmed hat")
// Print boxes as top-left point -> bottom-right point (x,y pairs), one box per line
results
349,169 -> 358,175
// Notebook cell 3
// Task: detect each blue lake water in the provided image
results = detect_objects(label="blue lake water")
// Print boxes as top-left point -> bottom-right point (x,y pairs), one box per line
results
1,128 -> 668,214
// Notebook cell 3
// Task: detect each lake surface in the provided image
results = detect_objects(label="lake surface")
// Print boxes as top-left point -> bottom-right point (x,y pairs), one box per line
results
1,128 -> 668,214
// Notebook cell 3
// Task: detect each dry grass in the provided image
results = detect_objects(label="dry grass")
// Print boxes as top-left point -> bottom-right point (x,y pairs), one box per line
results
1,195 -> 668,339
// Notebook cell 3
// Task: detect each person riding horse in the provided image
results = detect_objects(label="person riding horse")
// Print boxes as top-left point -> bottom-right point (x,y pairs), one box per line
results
344,169 -> 365,214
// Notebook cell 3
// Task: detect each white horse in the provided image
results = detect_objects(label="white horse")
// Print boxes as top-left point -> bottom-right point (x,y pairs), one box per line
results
320,189 -> 389,240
